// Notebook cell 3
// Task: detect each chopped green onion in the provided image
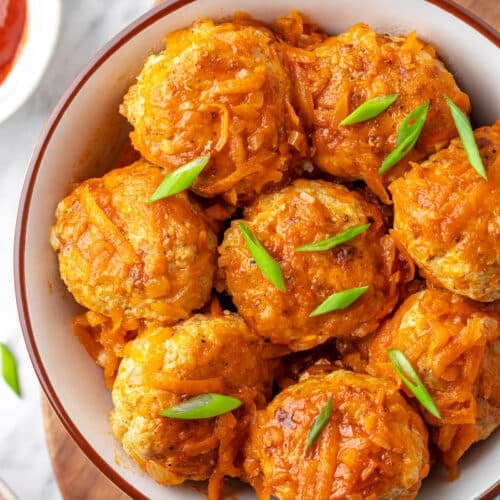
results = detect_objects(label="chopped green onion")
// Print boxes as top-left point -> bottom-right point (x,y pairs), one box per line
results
340,94 -> 399,126
1,343 -> 21,397
306,396 -> 333,453
388,348 -> 441,419
379,102 -> 429,174
295,223 -> 371,252
396,103 -> 427,146
309,286 -> 368,317
149,155 -> 210,202
444,95 -> 487,180
238,222 -> 286,292
160,393 -> 242,419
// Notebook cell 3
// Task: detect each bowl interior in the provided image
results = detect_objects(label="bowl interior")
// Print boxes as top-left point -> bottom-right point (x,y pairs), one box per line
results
17,0 -> 499,498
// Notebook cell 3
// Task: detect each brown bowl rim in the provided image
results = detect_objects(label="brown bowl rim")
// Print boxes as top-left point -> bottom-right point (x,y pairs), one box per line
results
14,0 -> 500,498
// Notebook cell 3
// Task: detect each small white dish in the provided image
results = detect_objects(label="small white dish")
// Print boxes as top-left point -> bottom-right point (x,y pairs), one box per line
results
0,0 -> 61,124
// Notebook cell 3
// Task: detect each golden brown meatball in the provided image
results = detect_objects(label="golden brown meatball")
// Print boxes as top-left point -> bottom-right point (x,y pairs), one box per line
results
335,279 -> 428,374
121,19 -> 307,205
390,121 -> 500,302
50,160 -> 217,323
366,288 -> 500,470
244,370 -> 429,500
110,313 -> 274,488
284,23 -> 470,203
218,179 -> 413,351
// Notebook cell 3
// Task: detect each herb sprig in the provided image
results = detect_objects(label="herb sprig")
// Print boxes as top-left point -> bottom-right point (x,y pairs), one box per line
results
444,95 -> 487,180
160,393 -> 242,419
149,155 -> 210,202
379,102 -> 429,174
388,348 -> 441,419
1,343 -> 21,397
239,222 -> 286,292
295,223 -> 370,252
306,396 -> 333,453
310,286 -> 368,317
340,94 -> 399,126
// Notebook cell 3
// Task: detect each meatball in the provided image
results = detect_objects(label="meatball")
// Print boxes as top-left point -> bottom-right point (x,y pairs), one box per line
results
50,160 -> 217,323
110,313 -> 274,487
218,179 -> 413,351
244,370 -> 430,499
284,23 -> 470,203
390,121 -> 500,302
366,288 -> 500,469
121,19 -> 307,205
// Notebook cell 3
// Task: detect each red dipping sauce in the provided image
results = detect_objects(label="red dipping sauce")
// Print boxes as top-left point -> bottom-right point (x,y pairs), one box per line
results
0,0 -> 27,84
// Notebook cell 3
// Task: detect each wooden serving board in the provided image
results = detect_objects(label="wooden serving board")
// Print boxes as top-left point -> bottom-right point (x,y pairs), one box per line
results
42,397 -> 129,500
42,2 -> 498,499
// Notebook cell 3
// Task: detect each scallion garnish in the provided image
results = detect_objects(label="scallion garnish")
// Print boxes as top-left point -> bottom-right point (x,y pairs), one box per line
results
149,155 -> 210,202
378,102 -> 429,174
306,396 -> 333,453
295,223 -> 370,252
340,94 -> 399,126
444,95 -> 487,180
1,343 -> 21,397
309,286 -> 368,317
238,222 -> 286,292
160,393 -> 242,419
387,348 -> 441,419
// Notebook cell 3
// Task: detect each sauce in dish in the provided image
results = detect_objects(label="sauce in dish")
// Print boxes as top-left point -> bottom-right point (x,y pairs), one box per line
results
0,0 -> 27,84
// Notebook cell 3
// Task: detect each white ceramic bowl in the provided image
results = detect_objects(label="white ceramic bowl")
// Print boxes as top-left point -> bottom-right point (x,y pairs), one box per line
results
15,0 -> 499,498
0,0 -> 60,124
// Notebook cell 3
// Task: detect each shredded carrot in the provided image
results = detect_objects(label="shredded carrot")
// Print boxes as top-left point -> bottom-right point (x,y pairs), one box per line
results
207,388 -> 259,499
211,70 -> 266,95
72,309 -> 139,388
210,296 -> 223,317
78,186 -> 140,265
199,103 -> 230,152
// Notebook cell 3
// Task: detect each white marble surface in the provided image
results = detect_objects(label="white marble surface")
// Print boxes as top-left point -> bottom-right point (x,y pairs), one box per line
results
0,1 -> 151,498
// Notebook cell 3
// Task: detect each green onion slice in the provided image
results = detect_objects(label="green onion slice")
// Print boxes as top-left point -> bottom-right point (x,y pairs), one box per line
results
238,222 -> 286,292
295,223 -> 371,252
309,286 -> 368,317
387,348 -> 441,419
160,393 -> 242,419
378,102 -> 429,174
340,94 -> 399,126
396,103 -> 427,146
149,155 -> 210,202
1,343 -> 21,397
444,95 -> 487,180
306,396 -> 333,452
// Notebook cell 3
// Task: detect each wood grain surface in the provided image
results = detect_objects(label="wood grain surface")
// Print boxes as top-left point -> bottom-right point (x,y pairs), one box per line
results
42,398 -> 129,500
43,1 -> 499,499
457,0 -> 499,30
